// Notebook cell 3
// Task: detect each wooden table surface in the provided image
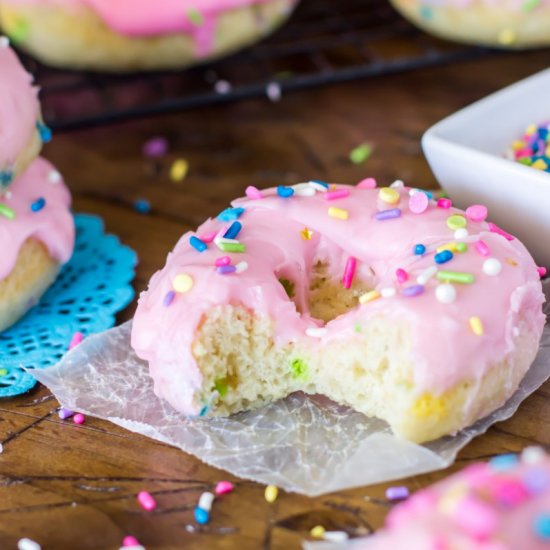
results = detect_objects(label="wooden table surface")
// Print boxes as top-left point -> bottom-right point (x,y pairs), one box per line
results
1,48 -> 549,550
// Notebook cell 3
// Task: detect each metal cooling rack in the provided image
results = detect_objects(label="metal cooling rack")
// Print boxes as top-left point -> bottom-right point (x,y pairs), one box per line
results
20,0 -> 496,131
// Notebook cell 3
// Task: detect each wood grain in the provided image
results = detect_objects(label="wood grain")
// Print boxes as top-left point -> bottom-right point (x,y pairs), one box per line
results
1,49 -> 549,549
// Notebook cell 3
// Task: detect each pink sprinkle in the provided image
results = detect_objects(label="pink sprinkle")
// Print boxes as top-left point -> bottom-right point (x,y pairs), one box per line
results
357,177 -> 377,189
68,332 -> 84,350
215,481 -> 235,495
245,186 -> 263,200
123,536 -> 140,547
437,198 -> 452,209
537,266 -> 547,278
325,189 -> 350,201
475,240 -> 491,257
409,191 -> 429,214
452,496 -> 498,539
137,491 -> 156,511
215,225 -> 229,240
490,479 -> 529,507
488,222 -> 514,241
199,232 -> 217,244
466,204 -> 488,223
215,256 -> 231,267
395,268 -> 409,284
342,256 -> 357,289
142,136 -> 168,158
515,148 -> 532,159
73,413 -> 85,425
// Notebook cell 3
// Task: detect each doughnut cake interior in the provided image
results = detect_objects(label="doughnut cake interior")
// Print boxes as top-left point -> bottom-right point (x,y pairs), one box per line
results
132,181 -> 545,443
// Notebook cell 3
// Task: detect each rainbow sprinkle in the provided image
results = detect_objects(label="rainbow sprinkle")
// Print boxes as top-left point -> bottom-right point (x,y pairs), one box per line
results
508,121 -> 550,171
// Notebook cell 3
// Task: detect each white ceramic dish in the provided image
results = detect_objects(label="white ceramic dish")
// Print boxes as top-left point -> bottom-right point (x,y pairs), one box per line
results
422,68 -> 550,268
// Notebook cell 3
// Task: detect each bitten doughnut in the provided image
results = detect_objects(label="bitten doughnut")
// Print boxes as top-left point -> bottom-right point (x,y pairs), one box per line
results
0,157 -> 74,332
131,180 -> 545,443
390,0 -> 550,49
0,37 -> 47,191
356,447 -> 550,549
0,0 -> 299,72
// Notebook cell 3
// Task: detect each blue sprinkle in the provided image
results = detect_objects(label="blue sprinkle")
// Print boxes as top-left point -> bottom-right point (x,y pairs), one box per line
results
217,207 -> 245,222
36,121 -> 52,143
533,514 -> 550,540
0,170 -> 13,188
189,235 -> 207,253
489,453 -> 519,471
277,185 -> 294,198
163,290 -> 176,307
419,6 -> 433,19
311,180 -> 329,189
134,199 -> 151,214
423,190 -> 434,200
375,208 -> 401,221
217,265 -> 237,275
31,197 -> 46,212
223,221 -> 242,239
414,244 -> 426,255
199,405 -> 209,417
194,507 -> 210,525
434,250 -> 453,264
402,284 -> 424,297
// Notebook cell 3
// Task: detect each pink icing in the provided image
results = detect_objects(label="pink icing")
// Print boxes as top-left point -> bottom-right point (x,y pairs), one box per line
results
4,0 -> 296,56
420,0 -> 550,9
131,183 -> 545,417
0,156 -> 74,280
358,451 -> 550,550
0,39 -> 40,177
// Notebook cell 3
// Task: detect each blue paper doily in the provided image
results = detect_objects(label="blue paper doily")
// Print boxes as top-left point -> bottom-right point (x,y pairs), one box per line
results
0,214 -> 137,397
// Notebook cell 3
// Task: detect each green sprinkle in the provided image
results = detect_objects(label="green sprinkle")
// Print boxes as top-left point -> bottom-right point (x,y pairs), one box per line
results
0,368 -> 7,377
518,157 -> 532,166
349,143 -> 372,165
278,278 -> 295,299
523,0 -> 540,11
187,8 -> 204,25
217,242 -> 246,253
8,17 -> 29,43
436,270 -> 475,284
447,214 -> 467,230
290,358 -> 308,380
354,323 -> 362,333
0,204 -> 15,220
214,378 -> 228,397
455,242 -> 468,253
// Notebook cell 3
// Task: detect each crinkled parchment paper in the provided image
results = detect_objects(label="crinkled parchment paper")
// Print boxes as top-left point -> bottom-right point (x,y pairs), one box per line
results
29,283 -> 550,497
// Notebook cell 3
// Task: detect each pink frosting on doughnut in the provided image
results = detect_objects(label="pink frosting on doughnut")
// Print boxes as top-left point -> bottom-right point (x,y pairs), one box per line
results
131,183 -> 545,417
0,39 -> 40,178
0,157 -> 74,280
420,0 -> 550,9
5,0 -> 295,55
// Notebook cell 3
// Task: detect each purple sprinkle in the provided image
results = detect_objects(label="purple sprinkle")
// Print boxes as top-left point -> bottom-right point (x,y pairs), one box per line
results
402,284 -> 425,297
58,408 -> 75,420
143,137 -> 169,158
163,290 -> 176,307
523,469 -> 550,495
217,265 -> 237,275
375,208 -> 402,221
386,486 -> 410,500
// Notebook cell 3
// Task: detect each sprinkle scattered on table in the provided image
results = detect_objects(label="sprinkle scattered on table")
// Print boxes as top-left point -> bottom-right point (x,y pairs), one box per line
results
349,142 -> 373,165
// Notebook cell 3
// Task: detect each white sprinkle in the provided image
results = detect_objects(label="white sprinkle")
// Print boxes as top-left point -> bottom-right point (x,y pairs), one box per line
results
0,36 -> 10,48
214,80 -> 232,94
198,491 -> 215,512
18,539 -> 41,550
521,446 -> 546,464
293,184 -> 315,196
323,531 -> 349,543
266,82 -> 282,102
416,266 -> 438,285
235,261 -> 248,273
308,181 -> 329,193
454,228 -> 469,240
214,236 -> 239,245
408,188 -> 419,196
306,327 -> 327,338
118,546 -> 145,550
48,170 -> 62,183
0,442 -> 3,454
380,287 -> 396,298
483,258 -> 502,276
435,283 -> 456,304
390,179 -> 404,189
4,190 -> 12,200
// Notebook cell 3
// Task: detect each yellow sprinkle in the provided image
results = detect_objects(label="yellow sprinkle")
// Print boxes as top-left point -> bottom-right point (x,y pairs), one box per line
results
264,485 -> 278,503
469,316 -> 484,336
498,28 -> 516,45
525,123 -> 538,136
511,140 -> 526,151
172,273 -> 194,293
310,526 -> 326,539
328,207 -> 348,220
446,214 -> 466,230
169,159 -> 189,182
546,145 -> 550,157
436,242 -> 458,253
412,393 -> 446,419
506,258 -> 518,266
301,227 -> 313,240
532,159 -> 548,171
378,187 -> 400,205
359,290 -> 380,305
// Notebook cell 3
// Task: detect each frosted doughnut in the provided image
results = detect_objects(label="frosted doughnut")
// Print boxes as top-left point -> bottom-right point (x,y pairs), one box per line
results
356,448 -> 550,549
0,157 -> 74,332
390,0 -> 550,49
0,38 -> 46,191
0,0 -> 299,72
131,181 -> 545,443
